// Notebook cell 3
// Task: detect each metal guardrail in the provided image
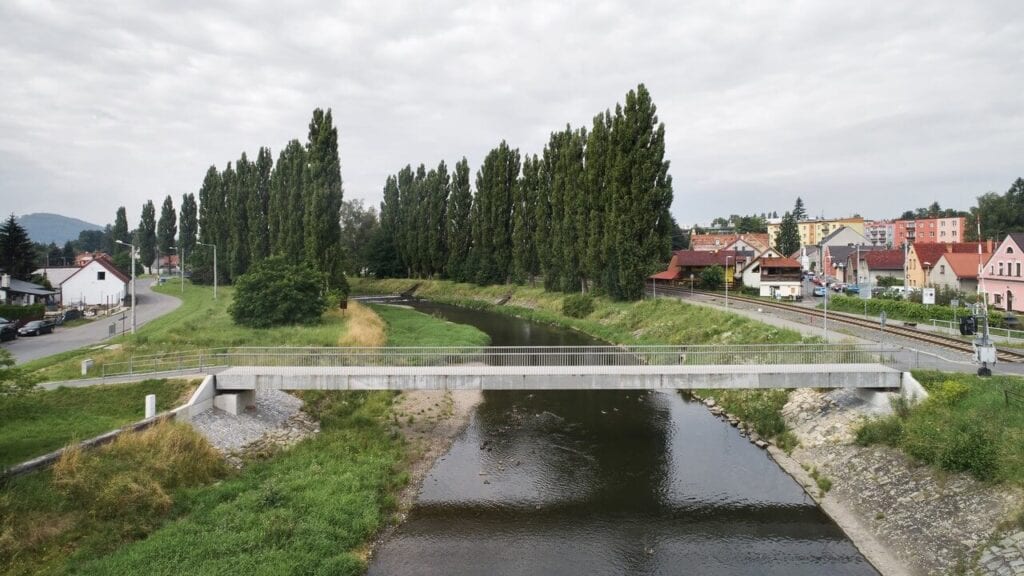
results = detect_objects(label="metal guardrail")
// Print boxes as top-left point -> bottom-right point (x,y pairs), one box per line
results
97,344 -> 895,378
929,319 -> 1024,343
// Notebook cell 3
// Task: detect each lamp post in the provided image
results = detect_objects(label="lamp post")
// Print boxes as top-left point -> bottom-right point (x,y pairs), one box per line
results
114,239 -> 137,334
197,241 -> 217,300
169,246 -> 184,293
725,255 -> 733,310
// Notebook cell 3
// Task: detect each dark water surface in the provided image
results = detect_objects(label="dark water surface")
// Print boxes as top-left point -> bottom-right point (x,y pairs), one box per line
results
366,301 -> 877,576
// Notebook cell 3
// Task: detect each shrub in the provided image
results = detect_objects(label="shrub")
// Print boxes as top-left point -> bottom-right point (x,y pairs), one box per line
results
0,303 -> 43,324
932,380 -> 970,406
855,415 -> 904,446
0,348 -> 36,396
229,256 -> 327,328
562,294 -> 595,318
700,265 -> 725,290
52,421 -> 226,526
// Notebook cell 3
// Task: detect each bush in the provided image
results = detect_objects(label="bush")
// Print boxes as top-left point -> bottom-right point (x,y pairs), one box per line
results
932,380 -> 970,406
0,303 -> 43,324
855,415 -> 904,446
229,256 -> 327,328
562,294 -> 595,318
700,265 -> 725,290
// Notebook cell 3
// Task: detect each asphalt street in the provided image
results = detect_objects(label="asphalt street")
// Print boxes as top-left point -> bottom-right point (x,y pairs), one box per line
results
2,279 -> 182,364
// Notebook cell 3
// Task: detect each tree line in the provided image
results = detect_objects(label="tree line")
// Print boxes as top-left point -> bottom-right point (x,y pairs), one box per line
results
374,84 -> 674,300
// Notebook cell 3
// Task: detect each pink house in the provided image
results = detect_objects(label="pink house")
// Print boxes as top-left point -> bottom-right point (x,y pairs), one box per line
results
978,234 -> 1024,313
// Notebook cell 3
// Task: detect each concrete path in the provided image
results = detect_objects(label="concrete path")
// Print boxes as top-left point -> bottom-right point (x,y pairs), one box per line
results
3,279 -> 182,364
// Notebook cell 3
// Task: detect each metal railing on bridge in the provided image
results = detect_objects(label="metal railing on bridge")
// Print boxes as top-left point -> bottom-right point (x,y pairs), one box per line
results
97,343 -> 894,379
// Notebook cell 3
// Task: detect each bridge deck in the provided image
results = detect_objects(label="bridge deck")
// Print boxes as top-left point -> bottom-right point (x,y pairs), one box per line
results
215,363 -> 901,391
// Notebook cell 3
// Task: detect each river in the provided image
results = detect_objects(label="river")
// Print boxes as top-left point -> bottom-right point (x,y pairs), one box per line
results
366,300 -> 878,575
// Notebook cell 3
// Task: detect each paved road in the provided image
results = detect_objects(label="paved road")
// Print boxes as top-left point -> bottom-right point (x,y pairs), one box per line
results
2,279 -> 182,364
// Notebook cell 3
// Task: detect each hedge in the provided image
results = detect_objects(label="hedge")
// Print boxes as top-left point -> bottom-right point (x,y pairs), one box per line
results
0,304 -> 45,324
824,295 -> 1007,327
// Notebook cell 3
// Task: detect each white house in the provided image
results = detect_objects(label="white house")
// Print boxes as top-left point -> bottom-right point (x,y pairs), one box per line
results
60,257 -> 129,307
739,248 -> 783,289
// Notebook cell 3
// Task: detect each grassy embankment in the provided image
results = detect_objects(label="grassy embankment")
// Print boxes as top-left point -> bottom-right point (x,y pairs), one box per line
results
856,371 -> 1024,486
22,282 -> 358,382
1,300 -> 489,576
0,379 -> 195,468
352,278 -> 806,446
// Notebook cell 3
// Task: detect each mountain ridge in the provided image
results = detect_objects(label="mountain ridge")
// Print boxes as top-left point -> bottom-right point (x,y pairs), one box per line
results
18,212 -> 104,245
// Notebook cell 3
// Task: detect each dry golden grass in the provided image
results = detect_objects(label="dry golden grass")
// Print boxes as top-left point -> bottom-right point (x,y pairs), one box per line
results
335,301 -> 387,347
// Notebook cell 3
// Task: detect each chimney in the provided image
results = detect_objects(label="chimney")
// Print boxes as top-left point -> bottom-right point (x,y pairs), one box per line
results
987,238 -> 994,253
946,243 -> 953,253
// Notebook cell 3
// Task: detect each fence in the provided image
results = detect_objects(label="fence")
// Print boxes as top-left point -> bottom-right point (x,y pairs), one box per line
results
96,344 -> 895,379
928,319 -> 1024,344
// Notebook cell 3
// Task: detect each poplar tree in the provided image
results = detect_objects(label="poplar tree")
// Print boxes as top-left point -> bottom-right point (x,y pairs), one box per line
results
269,140 -> 306,260
470,141 -> 520,285
112,206 -> 130,254
446,158 -> 473,282
157,195 -> 177,254
396,165 -> 416,275
195,166 -> 223,284
512,154 -> 540,284
248,146 -> 272,264
426,160 -> 450,276
377,174 -> 405,277
137,200 -> 157,272
179,193 -> 198,269
584,111 -> 613,290
303,108 -> 346,292
227,156 -> 249,280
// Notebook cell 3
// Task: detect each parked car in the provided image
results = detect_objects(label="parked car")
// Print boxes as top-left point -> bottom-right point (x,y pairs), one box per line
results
813,286 -> 827,297
18,320 -> 54,336
0,317 -> 16,342
844,285 -> 860,295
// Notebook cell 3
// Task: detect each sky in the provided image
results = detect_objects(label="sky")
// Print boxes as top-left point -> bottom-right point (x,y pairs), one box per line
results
1,0 -> 1023,229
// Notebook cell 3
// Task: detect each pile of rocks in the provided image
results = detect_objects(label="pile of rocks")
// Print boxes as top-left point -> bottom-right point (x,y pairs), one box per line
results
230,411 -> 320,466
978,531 -> 1024,575
702,397 -> 768,449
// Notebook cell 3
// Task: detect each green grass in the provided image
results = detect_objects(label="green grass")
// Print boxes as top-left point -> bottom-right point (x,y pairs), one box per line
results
0,379 -> 196,468
856,371 -> 1024,484
370,304 -> 490,347
23,282 -> 354,382
351,278 -> 805,346
0,303 -> 487,576
694,388 -> 799,452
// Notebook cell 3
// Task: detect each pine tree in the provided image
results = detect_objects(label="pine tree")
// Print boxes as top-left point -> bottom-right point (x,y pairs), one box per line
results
157,195 -> 177,254
792,197 -> 806,221
137,201 -> 157,272
112,207 -> 130,255
303,108 -> 346,292
179,193 -> 198,270
775,212 -> 801,256
0,214 -> 36,279
446,158 -> 473,282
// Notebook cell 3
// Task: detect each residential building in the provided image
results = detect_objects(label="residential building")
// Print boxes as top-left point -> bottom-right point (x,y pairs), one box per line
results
75,251 -> 112,267
767,216 -> 865,248
861,250 -> 905,287
738,248 -> 783,288
928,251 -> 990,294
60,256 -> 130,307
32,267 -> 80,289
978,234 -> 1024,313
0,275 -> 57,306
906,241 -> 990,289
893,217 -> 967,246
823,244 -> 885,283
758,257 -> 803,300
649,250 -> 752,288
864,220 -> 894,247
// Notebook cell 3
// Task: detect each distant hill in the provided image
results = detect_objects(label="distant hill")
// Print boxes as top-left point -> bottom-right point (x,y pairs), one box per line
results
18,213 -> 103,245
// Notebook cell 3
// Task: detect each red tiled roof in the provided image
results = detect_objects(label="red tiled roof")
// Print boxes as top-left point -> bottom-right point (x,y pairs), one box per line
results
761,257 -> 801,268
672,250 -> 743,267
938,252 -> 990,279
690,234 -> 737,251
864,250 -> 904,270
912,242 -> 986,268
649,270 -> 679,280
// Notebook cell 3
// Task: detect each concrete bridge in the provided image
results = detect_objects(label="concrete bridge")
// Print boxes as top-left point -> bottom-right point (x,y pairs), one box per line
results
95,344 -> 904,392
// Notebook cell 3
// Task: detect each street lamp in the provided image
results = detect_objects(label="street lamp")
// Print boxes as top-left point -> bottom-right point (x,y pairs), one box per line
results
169,246 -> 184,293
197,241 -> 217,300
725,255 -> 733,310
114,239 -> 137,334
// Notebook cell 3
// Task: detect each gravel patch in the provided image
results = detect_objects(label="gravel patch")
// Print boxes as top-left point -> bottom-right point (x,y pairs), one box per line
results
189,389 -> 306,453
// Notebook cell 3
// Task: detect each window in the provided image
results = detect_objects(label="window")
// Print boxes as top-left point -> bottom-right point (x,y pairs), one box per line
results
97,271 -> 105,280
941,231 -> 946,237
953,230 -> 958,237
940,265 -> 945,275
999,262 -> 1005,276
1018,263 -> 1021,277
941,221 -> 946,227
1008,247 -> 1015,254
996,294 -> 1003,304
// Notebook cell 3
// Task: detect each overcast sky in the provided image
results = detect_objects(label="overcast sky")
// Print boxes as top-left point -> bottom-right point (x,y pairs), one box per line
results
2,1 -> 1022,230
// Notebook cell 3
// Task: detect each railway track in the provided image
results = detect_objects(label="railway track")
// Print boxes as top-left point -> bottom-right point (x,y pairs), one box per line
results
653,285 -> 1024,364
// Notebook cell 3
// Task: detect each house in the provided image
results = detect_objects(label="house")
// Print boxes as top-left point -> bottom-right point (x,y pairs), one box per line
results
32,267 -> 80,290
723,233 -> 771,254
978,234 -> 1024,313
758,257 -> 803,299
689,233 -> 738,252
0,275 -> 58,306
738,248 -> 783,288
60,255 -> 130,307
822,244 -> 886,283
928,251 -> 990,294
157,254 -> 180,275
906,241 -> 990,289
860,250 -> 905,287
75,251 -> 112,267
893,217 -> 967,246
649,250 -> 752,288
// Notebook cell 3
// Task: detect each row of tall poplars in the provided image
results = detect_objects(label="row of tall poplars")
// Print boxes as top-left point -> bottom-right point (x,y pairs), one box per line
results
377,84 -> 674,300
